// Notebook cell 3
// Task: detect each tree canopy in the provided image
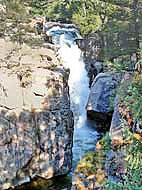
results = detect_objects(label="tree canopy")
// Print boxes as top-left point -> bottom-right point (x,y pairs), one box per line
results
0,0 -> 142,61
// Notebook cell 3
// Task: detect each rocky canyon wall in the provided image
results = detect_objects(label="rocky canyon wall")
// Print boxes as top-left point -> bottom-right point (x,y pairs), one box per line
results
0,39 -> 74,189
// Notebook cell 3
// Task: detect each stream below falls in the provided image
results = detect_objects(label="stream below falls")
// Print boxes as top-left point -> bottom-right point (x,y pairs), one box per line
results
14,24 -> 99,190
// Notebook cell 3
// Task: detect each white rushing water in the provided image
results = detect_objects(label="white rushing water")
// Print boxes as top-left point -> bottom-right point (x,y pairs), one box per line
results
46,25 -> 99,165
59,35 -> 89,128
59,33 -> 99,165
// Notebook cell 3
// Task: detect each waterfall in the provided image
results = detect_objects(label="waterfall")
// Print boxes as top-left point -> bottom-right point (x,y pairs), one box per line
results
45,24 -> 98,164
59,36 -> 89,128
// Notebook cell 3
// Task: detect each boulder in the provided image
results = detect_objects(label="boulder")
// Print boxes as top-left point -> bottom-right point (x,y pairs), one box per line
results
105,149 -> 125,182
0,40 -> 74,190
106,73 -> 133,183
76,33 -> 103,87
78,31 -> 138,63
109,72 -> 133,143
86,72 -> 121,131
109,96 -> 123,143
77,32 -> 102,61
87,61 -> 103,88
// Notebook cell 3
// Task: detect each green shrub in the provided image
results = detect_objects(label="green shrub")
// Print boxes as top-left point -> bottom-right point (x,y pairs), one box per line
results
105,124 -> 142,190
105,60 -> 131,72
125,137 -> 142,170
118,74 -> 142,124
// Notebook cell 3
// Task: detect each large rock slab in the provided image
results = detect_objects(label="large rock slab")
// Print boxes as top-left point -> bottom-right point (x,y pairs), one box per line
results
87,61 -> 103,88
86,72 -> 121,130
106,73 -> 133,183
76,33 -> 103,87
0,40 -> 74,190
109,96 -> 123,143
109,72 -> 133,143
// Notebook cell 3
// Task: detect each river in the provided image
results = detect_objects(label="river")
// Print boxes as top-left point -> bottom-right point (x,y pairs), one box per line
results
14,24 -> 99,190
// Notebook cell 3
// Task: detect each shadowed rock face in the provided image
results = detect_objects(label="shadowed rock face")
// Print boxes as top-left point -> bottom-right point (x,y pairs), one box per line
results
86,72 -> 121,131
0,40 -> 74,190
109,96 -> 123,143
109,73 -> 133,143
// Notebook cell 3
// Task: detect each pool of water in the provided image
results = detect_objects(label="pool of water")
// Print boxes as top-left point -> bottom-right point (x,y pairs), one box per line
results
13,175 -> 72,190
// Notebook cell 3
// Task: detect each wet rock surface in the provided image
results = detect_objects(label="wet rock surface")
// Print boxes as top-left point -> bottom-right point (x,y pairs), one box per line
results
0,39 -> 74,190
87,62 -> 103,88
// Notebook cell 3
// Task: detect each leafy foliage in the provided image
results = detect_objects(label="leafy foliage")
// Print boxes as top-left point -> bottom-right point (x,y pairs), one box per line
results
0,0 -> 30,39
76,133 -> 111,179
118,74 -> 142,123
0,0 -> 44,46
106,170 -> 142,190
72,9 -> 101,35
125,144 -> 142,170
99,132 -> 111,155
30,0 -> 79,23
1,0 -> 141,62
105,129 -> 142,190
105,60 -> 132,72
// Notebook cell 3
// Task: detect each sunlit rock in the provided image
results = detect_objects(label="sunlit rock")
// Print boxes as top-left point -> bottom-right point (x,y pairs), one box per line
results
0,40 -> 74,190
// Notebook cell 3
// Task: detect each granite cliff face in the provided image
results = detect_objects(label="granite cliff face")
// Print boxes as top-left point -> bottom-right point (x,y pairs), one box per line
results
0,39 -> 74,189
